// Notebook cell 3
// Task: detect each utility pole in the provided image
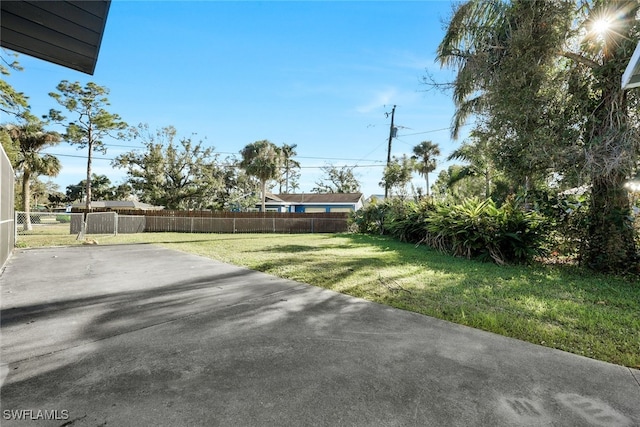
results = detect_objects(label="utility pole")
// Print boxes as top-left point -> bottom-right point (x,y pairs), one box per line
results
384,105 -> 396,199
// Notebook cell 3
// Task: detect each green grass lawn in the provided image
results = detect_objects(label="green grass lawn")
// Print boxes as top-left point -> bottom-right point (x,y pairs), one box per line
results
16,230 -> 640,368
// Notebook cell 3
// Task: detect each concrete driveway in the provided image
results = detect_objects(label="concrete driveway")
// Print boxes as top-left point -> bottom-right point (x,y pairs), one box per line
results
1,244 -> 638,426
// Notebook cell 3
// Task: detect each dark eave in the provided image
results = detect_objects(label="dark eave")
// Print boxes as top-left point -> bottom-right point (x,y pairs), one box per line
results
0,0 -> 110,75
622,42 -> 640,90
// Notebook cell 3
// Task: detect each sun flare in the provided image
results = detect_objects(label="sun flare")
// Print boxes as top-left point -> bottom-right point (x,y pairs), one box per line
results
592,18 -> 611,35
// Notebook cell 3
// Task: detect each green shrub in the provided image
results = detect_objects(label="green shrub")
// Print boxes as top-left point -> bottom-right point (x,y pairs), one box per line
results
383,198 -> 436,243
350,198 -> 436,241
423,199 -> 549,264
548,193 -> 590,258
353,197 -> 549,264
350,200 -> 386,235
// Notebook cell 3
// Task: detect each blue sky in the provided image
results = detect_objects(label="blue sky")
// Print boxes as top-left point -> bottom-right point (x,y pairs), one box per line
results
5,0 -> 469,198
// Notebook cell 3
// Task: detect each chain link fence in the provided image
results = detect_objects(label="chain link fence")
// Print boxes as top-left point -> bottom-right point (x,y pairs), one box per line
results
16,212 -> 82,236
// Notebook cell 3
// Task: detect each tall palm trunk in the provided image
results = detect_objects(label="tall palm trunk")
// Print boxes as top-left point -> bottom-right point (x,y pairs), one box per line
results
260,179 -> 266,213
425,174 -> 430,197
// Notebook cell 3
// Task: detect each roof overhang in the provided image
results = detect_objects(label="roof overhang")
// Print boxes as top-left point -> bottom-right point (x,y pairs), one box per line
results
622,42 -> 640,90
0,0 -> 111,75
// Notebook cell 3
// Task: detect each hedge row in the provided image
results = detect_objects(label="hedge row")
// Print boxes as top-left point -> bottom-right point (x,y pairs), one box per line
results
350,198 -> 549,265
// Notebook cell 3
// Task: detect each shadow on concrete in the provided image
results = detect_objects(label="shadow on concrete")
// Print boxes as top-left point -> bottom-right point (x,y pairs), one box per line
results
1,244 -> 638,427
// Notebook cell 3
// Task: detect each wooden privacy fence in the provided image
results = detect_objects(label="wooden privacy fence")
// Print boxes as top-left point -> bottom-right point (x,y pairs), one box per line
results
70,210 -> 350,234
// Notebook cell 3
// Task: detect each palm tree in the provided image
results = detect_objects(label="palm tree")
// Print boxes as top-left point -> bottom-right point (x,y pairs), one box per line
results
436,0 -> 510,139
3,119 -> 61,230
239,140 -> 282,212
412,140 -> 440,197
279,143 -> 300,194
436,0 -> 640,272
447,135 -> 494,199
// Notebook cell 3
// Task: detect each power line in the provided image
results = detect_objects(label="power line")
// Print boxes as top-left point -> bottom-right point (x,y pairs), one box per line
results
354,138 -> 390,165
51,121 -> 470,167
50,150 -> 388,165
396,123 -> 471,138
45,152 -> 385,170
394,137 -> 413,147
300,164 -> 385,169
297,155 -> 384,163
396,126 -> 451,137
46,153 -> 115,161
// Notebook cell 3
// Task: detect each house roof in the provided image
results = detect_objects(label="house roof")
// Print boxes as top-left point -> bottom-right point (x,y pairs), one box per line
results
266,193 -> 363,204
265,193 -> 286,203
622,41 -> 640,90
0,0 -> 111,75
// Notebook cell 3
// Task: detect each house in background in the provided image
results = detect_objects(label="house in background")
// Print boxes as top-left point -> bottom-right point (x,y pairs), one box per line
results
258,193 -> 364,213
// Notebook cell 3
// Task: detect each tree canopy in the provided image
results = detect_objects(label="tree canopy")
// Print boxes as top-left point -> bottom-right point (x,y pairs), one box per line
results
0,51 -> 28,118
113,124 -> 223,210
437,0 -> 640,272
312,164 -> 361,194
380,155 -> 415,198
412,140 -> 440,197
278,143 -> 301,194
48,81 -> 127,210
65,174 -> 131,204
2,117 -> 61,229
239,140 -> 283,212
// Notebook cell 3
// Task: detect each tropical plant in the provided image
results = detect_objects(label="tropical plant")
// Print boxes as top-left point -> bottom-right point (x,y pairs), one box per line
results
447,133 -> 495,199
278,143 -> 301,194
423,199 -> 549,264
436,0 -> 639,272
353,197 -> 549,265
239,140 -> 283,212
2,117 -> 61,230
380,198 -> 436,242
412,140 -> 440,196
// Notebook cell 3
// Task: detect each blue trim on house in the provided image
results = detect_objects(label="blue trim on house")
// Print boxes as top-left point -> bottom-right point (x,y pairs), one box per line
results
263,203 -> 359,213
